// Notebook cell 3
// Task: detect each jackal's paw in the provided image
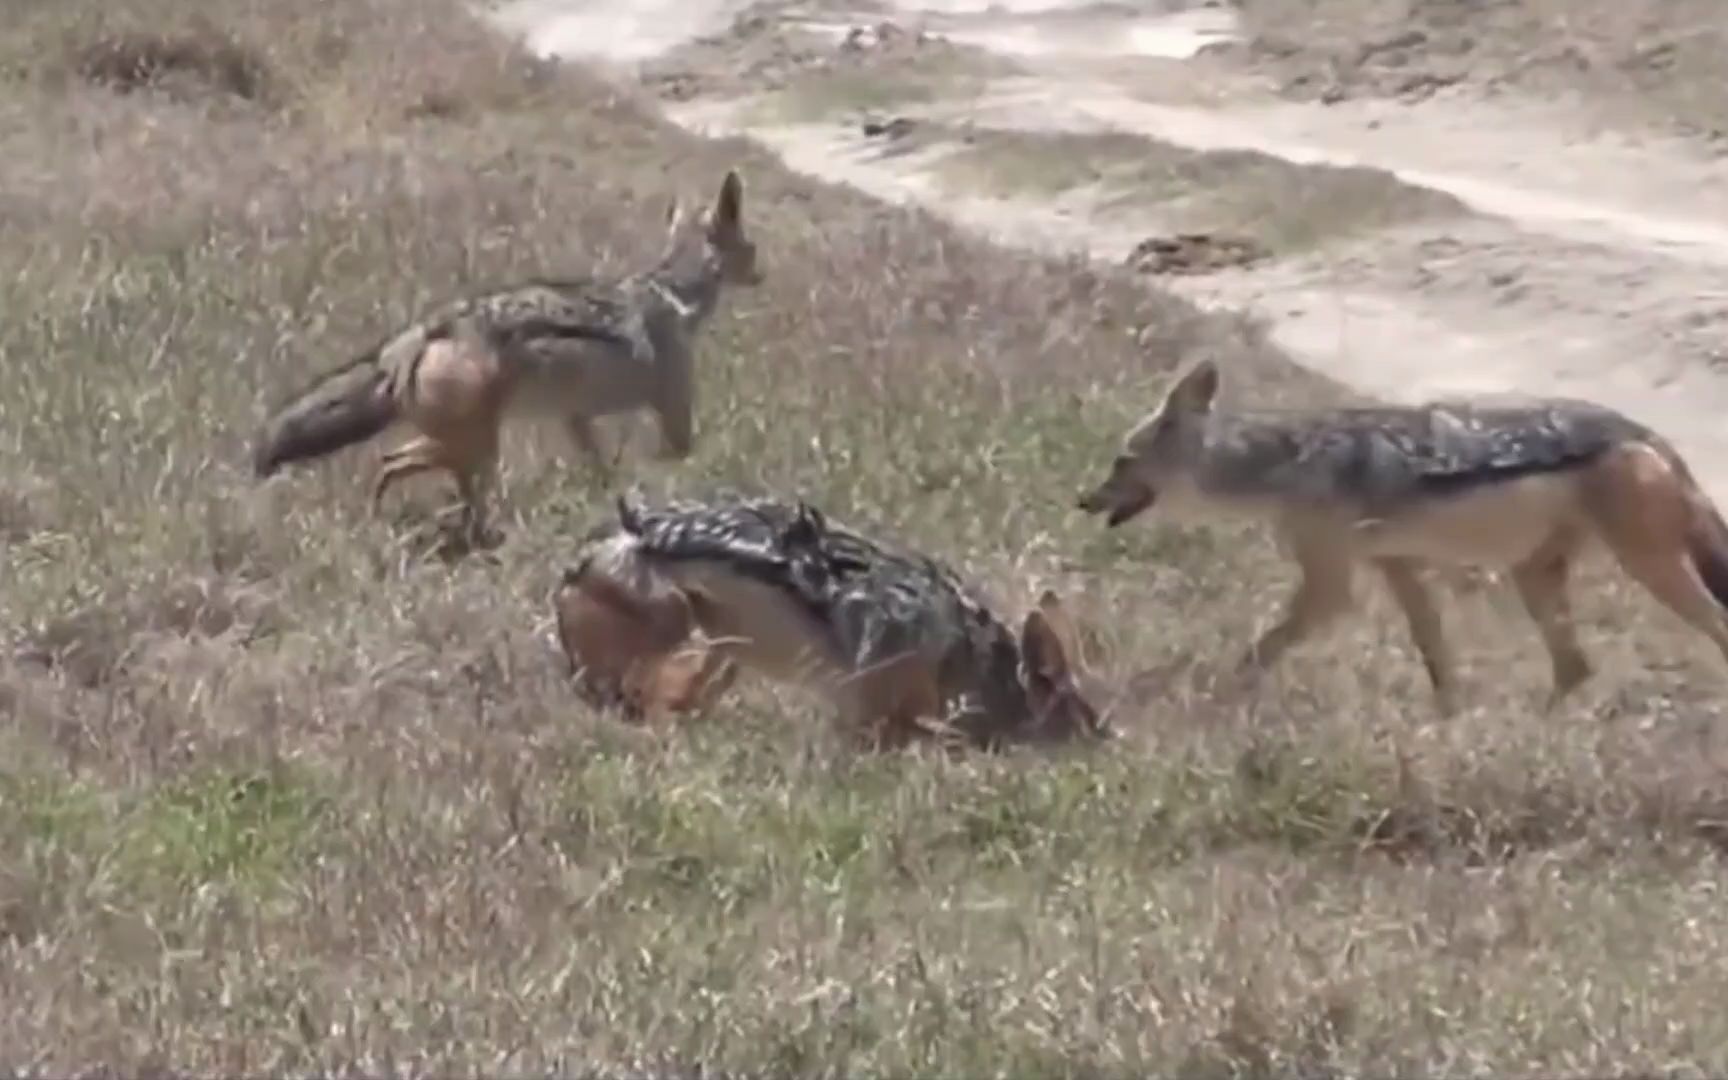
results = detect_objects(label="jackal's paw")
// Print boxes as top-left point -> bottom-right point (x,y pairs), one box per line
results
426,515 -> 505,561
1541,660 -> 1593,715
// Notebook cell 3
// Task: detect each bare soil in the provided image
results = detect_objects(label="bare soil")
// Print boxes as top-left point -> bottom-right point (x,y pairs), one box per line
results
605,0 -> 1728,501
639,0 -> 1014,108
1223,0 -> 1728,146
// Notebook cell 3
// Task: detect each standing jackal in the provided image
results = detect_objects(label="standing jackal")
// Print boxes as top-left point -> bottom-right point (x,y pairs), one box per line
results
556,493 -> 1111,749
1077,360 -> 1728,712
251,169 -> 762,535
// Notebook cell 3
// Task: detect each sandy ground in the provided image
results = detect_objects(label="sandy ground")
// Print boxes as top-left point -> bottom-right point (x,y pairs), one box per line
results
490,0 -> 1728,503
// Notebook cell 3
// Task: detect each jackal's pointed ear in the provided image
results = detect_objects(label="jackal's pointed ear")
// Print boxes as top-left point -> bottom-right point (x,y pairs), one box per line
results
1168,360 -> 1221,415
1034,589 -> 1088,674
781,499 -> 826,549
1020,606 -> 1075,688
714,170 -> 743,231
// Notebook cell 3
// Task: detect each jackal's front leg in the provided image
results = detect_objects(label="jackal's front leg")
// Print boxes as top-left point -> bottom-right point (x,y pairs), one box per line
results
1376,557 -> 1460,715
1237,540 -> 1355,681
650,347 -> 695,462
1509,531 -> 1592,711
565,415 -> 619,486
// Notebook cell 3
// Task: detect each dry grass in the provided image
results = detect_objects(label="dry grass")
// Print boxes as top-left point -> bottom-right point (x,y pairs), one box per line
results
3,0 -> 1728,1073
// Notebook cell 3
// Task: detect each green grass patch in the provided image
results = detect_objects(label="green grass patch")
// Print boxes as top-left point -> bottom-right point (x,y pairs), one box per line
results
117,766 -> 332,895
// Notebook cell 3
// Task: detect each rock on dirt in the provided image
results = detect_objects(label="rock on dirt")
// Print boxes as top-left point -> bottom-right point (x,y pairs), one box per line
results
860,115 -> 918,140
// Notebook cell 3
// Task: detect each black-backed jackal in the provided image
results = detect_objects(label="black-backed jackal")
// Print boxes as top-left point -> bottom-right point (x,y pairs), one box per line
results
555,493 -> 1112,749
252,169 -> 762,536
1077,359 -> 1728,712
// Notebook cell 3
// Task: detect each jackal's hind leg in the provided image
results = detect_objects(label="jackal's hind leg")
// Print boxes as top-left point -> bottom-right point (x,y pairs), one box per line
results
373,429 -> 497,546
1596,523 -> 1728,669
1609,541 -> 1728,665
1591,444 -> 1728,668
373,437 -> 450,513
449,447 -> 500,547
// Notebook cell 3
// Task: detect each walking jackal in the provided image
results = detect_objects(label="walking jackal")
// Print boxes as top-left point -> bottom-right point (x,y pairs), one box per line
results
556,493 -> 1111,749
251,169 -> 762,535
1077,359 -> 1728,712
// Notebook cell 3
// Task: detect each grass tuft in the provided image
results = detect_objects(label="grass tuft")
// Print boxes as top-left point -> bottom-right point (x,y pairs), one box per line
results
73,26 -> 276,105
118,766 -> 331,895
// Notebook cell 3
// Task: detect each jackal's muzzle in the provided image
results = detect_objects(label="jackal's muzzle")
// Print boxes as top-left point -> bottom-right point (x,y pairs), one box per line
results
1076,451 -> 1158,528
1076,482 -> 1154,528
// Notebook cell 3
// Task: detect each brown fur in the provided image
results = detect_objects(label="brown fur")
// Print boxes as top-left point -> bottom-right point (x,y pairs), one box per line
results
369,331 -> 508,521
1232,448 -> 1728,713
1675,459 -> 1728,611
553,560 -> 738,722
566,495 -> 1111,749
250,169 -> 760,537
1079,361 -> 1728,711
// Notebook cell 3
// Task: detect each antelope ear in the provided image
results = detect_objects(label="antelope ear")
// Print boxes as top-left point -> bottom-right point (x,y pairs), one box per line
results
714,170 -> 743,231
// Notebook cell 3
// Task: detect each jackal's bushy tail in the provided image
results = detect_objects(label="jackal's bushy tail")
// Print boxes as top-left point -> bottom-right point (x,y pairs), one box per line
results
251,348 -> 397,477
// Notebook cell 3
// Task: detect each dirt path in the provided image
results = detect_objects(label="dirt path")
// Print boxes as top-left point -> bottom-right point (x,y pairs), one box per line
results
491,0 -> 1728,502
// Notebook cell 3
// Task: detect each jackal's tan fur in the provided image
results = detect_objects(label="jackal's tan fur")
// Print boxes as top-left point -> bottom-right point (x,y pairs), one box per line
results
556,493 -> 1111,750
1078,360 -> 1728,712
251,169 -> 761,535
552,552 -> 739,723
